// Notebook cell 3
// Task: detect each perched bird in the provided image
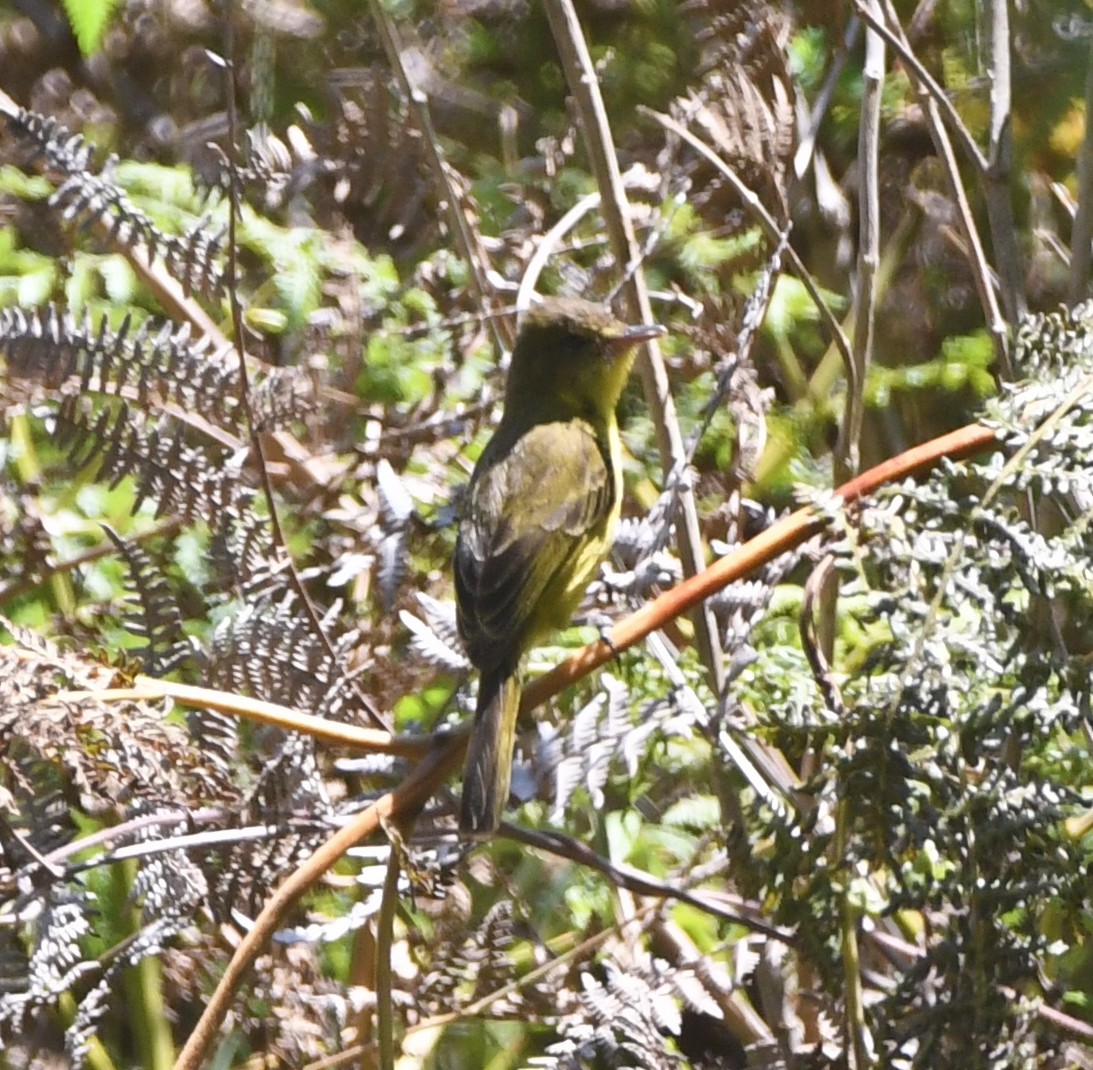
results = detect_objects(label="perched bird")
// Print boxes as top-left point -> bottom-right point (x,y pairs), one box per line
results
454,297 -> 664,834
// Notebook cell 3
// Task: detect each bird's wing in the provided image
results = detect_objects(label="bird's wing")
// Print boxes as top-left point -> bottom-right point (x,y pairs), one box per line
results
454,418 -> 613,671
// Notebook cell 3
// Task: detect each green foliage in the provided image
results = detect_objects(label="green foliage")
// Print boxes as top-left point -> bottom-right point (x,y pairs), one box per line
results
868,329 -> 996,405
61,0 -> 122,56
2,2 -> 1093,1068
0,226 -> 57,306
787,26 -> 828,94
359,294 -> 445,405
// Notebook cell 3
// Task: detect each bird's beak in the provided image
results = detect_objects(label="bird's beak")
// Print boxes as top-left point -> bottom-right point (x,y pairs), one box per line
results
607,322 -> 666,354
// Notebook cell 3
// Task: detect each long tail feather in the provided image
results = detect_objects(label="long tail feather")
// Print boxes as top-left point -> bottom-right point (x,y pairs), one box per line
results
460,668 -> 521,834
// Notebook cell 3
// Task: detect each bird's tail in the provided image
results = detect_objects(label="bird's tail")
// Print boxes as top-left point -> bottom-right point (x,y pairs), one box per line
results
460,667 -> 521,835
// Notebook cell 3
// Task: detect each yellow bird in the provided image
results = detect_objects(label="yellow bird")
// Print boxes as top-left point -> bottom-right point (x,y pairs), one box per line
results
454,298 -> 664,834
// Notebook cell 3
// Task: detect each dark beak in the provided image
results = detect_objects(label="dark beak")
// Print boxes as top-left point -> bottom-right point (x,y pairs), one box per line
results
608,321 -> 666,354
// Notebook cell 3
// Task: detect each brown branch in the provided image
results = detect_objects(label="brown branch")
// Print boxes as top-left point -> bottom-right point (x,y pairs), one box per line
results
503,823 -> 794,944
525,421 -> 998,708
0,517 -> 183,606
169,419 -> 999,1068
170,736 -> 466,1070
78,679 -> 437,758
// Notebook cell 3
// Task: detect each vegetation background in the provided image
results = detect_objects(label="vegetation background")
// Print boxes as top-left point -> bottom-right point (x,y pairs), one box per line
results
0,0 -> 1091,1067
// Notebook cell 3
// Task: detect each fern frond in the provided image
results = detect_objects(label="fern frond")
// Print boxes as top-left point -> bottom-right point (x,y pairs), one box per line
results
103,526 -> 193,675
4,107 -> 225,298
206,594 -> 341,714
50,396 -> 239,521
0,304 -> 243,430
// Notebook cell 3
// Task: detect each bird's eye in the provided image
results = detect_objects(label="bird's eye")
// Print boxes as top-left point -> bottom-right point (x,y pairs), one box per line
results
544,327 -> 587,359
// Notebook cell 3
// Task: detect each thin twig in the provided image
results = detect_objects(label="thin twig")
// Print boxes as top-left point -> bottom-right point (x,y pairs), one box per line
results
0,87 -> 227,346
366,2 -> 511,352
866,930 -> 1093,1043
877,1 -> 1010,369
642,106 -> 853,375
838,1 -> 884,481
503,823 -> 795,943
217,18 -> 387,730
305,900 -> 679,1070
858,0 -> 1028,337
0,517 -> 182,606
516,169 -> 661,311
794,17 -> 862,180
542,0 -> 726,695
650,626 -> 798,802
982,0 -> 1026,326
516,190 -> 603,311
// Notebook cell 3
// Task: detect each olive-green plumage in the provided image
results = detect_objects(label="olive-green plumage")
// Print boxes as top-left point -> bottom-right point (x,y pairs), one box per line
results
455,297 -> 663,834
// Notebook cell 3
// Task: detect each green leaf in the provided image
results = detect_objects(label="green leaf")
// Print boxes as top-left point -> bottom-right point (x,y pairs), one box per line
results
62,0 -> 122,56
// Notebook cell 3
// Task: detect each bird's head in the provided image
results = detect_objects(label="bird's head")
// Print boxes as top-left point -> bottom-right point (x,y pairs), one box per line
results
506,297 -> 664,415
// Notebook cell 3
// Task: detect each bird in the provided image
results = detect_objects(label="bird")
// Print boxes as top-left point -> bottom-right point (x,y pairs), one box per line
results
454,297 -> 664,834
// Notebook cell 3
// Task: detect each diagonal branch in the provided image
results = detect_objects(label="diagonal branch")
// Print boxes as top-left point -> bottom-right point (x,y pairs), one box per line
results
167,418 -> 1000,1069
170,737 -> 466,1070
366,1 -> 512,352
525,421 -> 998,708
873,0 -> 1010,368
641,106 -> 852,374
849,0 -> 985,171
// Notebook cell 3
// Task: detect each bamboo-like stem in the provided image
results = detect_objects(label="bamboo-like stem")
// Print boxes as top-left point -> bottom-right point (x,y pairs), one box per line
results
838,0 -> 884,481
375,847 -> 401,1070
982,0 -> 1026,327
850,1 -> 986,171
542,0 -> 726,695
